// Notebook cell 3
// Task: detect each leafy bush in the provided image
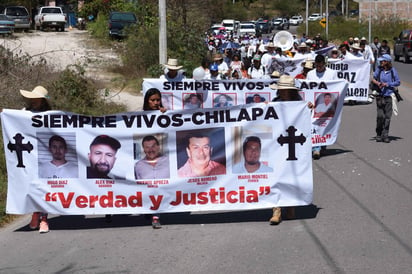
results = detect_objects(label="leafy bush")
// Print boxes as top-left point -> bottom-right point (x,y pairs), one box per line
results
0,45 -> 126,225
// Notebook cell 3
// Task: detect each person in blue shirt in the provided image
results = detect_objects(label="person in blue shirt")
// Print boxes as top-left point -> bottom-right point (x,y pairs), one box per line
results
371,54 -> 401,143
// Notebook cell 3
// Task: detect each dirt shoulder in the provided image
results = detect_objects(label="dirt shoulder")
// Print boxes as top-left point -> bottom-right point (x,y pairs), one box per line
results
2,29 -> 142,111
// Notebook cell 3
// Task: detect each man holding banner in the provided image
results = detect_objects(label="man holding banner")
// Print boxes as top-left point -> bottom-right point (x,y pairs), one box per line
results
307,54 -> 338,160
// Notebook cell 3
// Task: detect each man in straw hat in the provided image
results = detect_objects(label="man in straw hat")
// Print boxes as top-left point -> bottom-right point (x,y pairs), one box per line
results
212,53 -> 229,78
261,42 -> 276,74
268,75 -> 313,224
160,58 -> 186,82
350,43 -> 363,58
293,42 -> 311,59
295,59 -> 314,79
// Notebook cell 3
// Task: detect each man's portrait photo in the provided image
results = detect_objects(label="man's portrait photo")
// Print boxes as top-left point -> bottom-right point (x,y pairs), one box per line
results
161,92 -> 173,110
183,93 -> 203,110
232,136 -> 274,174
314,92 -> 338,118
213,93 -> 235,108
176,128 -> 226,177
245,92 -> 270,104
134,134 -> 170,180
87,135 -> 121,179
37,133 -> 78,178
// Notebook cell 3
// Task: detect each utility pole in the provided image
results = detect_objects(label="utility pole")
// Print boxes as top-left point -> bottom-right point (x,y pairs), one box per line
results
159,0 -> 167,66
306,0 -> 309,35
326,0 -> 329,40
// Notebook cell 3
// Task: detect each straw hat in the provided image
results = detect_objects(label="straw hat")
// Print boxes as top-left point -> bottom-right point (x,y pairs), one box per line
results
303,61 -> 314,69
271,71 -> 280,78
269,75 -> 299,90
213,54 -> 224,61
265,42 -> 276,49
351,43 -> 361,50
298,42 -> 307,48
20,86 -> 49,99
164,58 -> 183,70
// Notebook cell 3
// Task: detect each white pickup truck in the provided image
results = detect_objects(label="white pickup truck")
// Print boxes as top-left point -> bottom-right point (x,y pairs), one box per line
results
34,6 -> 66,32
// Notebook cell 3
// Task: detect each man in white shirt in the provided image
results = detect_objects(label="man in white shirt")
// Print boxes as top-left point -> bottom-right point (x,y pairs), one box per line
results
134,135 -> 170,180
160,58 -> 186,82
306,54 -> 338,81
38,135 -> 78,178
306,54 -> 338,159
261,42 -> 276,75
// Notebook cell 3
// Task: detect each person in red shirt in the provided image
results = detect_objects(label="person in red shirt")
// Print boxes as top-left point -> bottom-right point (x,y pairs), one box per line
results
295,60 -> 314,79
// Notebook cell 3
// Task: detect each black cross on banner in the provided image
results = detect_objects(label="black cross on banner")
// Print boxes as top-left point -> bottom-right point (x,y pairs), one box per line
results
277,126 -> 306,161
7,133 -> 34,168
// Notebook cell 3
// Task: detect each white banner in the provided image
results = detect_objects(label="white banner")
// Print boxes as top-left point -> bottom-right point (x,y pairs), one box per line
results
328,58 -> 370,102
2,103 -> 313,215
143,79 -> 348,147
268,57 -> 370,101
299,79 -> 349,146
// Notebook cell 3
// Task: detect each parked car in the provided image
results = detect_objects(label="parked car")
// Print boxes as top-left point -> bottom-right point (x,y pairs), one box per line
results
1,6 -> 30,31
108,11 -> 137,38
289,15 -> 303,25
394,29 -> 412,63
273,18 -> 289,30
237,22 -> 256,36
349,9 -> 359,17
308,13 -> 322,21
255,20 -> 271,34
0,14 -> 15,35
328,10 -> 343,17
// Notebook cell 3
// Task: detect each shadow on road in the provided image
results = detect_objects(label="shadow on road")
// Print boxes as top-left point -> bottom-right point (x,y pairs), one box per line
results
14,204 -> 321,231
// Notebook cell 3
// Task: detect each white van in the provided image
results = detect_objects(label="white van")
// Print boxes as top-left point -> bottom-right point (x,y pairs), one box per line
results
221,19 -> 236,33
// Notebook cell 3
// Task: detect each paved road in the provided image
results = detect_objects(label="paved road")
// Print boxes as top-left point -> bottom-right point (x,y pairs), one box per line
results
1,39 -> 411,273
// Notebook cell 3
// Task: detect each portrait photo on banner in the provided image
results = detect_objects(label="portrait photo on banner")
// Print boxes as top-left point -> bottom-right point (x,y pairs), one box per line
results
133,133 -> 170,180
299,91 -> 305,101
176,128 -> 226,178
36,132 -> 79,178
85,134 -> 126,180
182,93 -> 203,110
314,92 -> 338,118
161,92 -> 174,110
245,92 -> 271,104
231,125 -> 274,174
213,93 -> 236,108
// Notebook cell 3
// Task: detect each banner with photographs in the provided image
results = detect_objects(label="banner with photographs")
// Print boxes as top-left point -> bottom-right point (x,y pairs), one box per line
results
299,79 -> 349,146
2,102 -> 313,215
143,79 -> 348,147
142,79 -> 277,110
268,57 -> 370,102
